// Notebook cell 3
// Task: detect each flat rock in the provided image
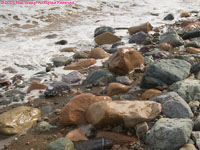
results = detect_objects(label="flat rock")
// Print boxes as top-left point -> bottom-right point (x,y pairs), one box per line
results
64,59 -> 96,70
150,92 -> 193,118
145,118 -> 193,150
106,82 -> 132,96
95,32 -> 121,45
52,56 -> 72,67
86,100 -> 161,128
182,28 -> 200,40
140,59 -> 191,88
73,51 -> 89,59
47,138 -> 74,150
60,47 -> 76,52
186,47 -> 200,54
0,106 -> 41,135
89,48 -> 110,59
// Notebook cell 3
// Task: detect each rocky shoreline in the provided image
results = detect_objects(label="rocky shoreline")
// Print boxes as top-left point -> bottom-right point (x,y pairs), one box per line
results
1,12 -> 200,150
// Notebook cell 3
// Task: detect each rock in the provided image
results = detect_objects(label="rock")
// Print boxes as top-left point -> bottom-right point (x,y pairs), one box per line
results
186,47 -> 200,54
45,34 -> 57,39
112,41 -> 125,48
60,93 -> 112,126
143,49 -> 170,59
83,69 -> 116,87
0,78 -> 10,87
181,12 -> 192,18
105,48 -> 119,54
106,82 -> 132,96
150,92 -> 193,118
191,62 -> 200,74
46,63 -> 53,72
60,47 -> 76,52
86,100 -> 161,128
145,118 -> 193,150
96,131 -> 138,144
66,128 -> 88,142
95,32 -> 121,45
116,76 -> 132,85
75,137 -> 113,150
182,28 -> 200,40
107,47 -> 144,75
141,59 -> 191,88
192,132 -> 200,149
144,56 -> 154,65
135,122 -> 149,139
64,59 -> 96,70
174,54 -> 196,65
27,80 -> 47,93
73,51 -> 89,59
94,26 -> 115,37
164,13 -> 174,20
0,106 -> 41,135
128,22 -> 153,35
89,48 -> 110,59
179,144 -> 197,150
159,30 -> 184,47
62,71 -> 83,85
194,115 -> 200,131
36,121 -> 56,132
52,56 -> 72,67
3,67 -> 17,73
47,138 -> 74,150
55,40 -> 67,45
185,41 -> 200,48
44,81 -> 70,97
129,31 -> 153,44
189,101 -> 199,111
142,89 -> 162,100
170,79 -> 200,103
159,43 -> 172,51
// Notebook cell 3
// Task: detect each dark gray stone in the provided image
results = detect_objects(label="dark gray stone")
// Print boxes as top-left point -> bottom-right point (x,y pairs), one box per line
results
185,41 -> 200,48
44,81 -> 70,97
143,49 -> 170,59
105,48 -> 119,54
55,40 -> 67,45
83,69 -> 115,87
159,30 -> 184,47
141,59 -> 191,88
164,13 -> 174,20
111,41 -> 125,48
191,62 -> 200,74
116,76 -> 132,85
94,26 -> 115,37
150,92 -> 193,118
145,118 -> 193,150
45,34 -> 57,39
62,71 -> 83,85
182,28 -> 200,40
129,31 -> 153,44
47,138 -> 74,150
52,56 -> 72,67
194,115 -> 200,131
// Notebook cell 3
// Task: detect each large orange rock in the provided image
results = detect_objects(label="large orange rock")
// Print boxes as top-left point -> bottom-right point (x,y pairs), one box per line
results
142,89 -> 162,100
107,47 -> 144,75
128,22 -> 153,35
94,32 -> 121,45
27,80 -> 48,93
66,128 -> 88,141
89,48 -> 110,59
186,47 -> 200,54
107,82 -> 132,96
64,58 -> 96,70
86,101 -> 161,128
96,131 -> 138,144
60,93 -> 112,126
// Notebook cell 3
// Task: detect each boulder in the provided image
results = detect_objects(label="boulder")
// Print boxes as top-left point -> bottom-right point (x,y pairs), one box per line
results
64,59 -> 96,70
47,138 -> 74,150
106,82 -> 132,96
140,59 -> 191,88
86,100 -> 161,128
107,47 -> 144,75
145,118 -> 193,150
60,93 -> 112,126
0,106 -> 41,135
95,32 -> 121,45
27,80 -> 47,93
128,22 -> 153,35
89,48 -> 110,59
150,92 -> 193,118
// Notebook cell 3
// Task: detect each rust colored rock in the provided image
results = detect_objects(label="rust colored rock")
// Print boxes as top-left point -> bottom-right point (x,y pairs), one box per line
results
94,32 -> 121,45
186,47 -> 200,54
66,128 -> 88,142
96,131 -> 138,144
142,89 -> 162,100
86,100 -> 161,128
159,43 -> 172,51
64,58 -> 96,70
181,12 -> 191,18
128,22 -> 153,35
27,80 -> 48,93
107,47 -> 144,75
60,47 -> 76,52
60,93 -> 112,126
107,82 -> 132,96
89,48 -> 111,59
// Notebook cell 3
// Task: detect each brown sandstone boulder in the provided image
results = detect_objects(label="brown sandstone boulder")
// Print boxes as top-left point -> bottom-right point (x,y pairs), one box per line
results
107,82 -> 132,96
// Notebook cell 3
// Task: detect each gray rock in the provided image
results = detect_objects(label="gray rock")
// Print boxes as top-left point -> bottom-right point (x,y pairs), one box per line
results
45,34 -> 57,39
73,51 -> 89,59
159,30 -> 184,47
141,59 -> 191,88
182,28 -> 200,40
55,40 -> 67,45
135,122 -> 149,139
164,13 -> 174,20
116,76 -> 131,85
175,55 -> 196,65
105,48 -> 119,54
192,132 -> 200,149
129,31 -> 153,44
36,121 -> 57,132
185,41 -> 200,48
94,26 -> 115,37
47,138 -> 74,150
191,62 -> 200,74
144,56 -> 154,65
194,115 -> 200,131
143,49 -> 170,59
111,41 -> 125,48
83,69 -> 115,87
52,56 -> 72,67
170,79 -> 200,103
150,92 -> 193,118
44,81 -> 70,97
145,118 -> 193,150
62,71 -> 83,85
